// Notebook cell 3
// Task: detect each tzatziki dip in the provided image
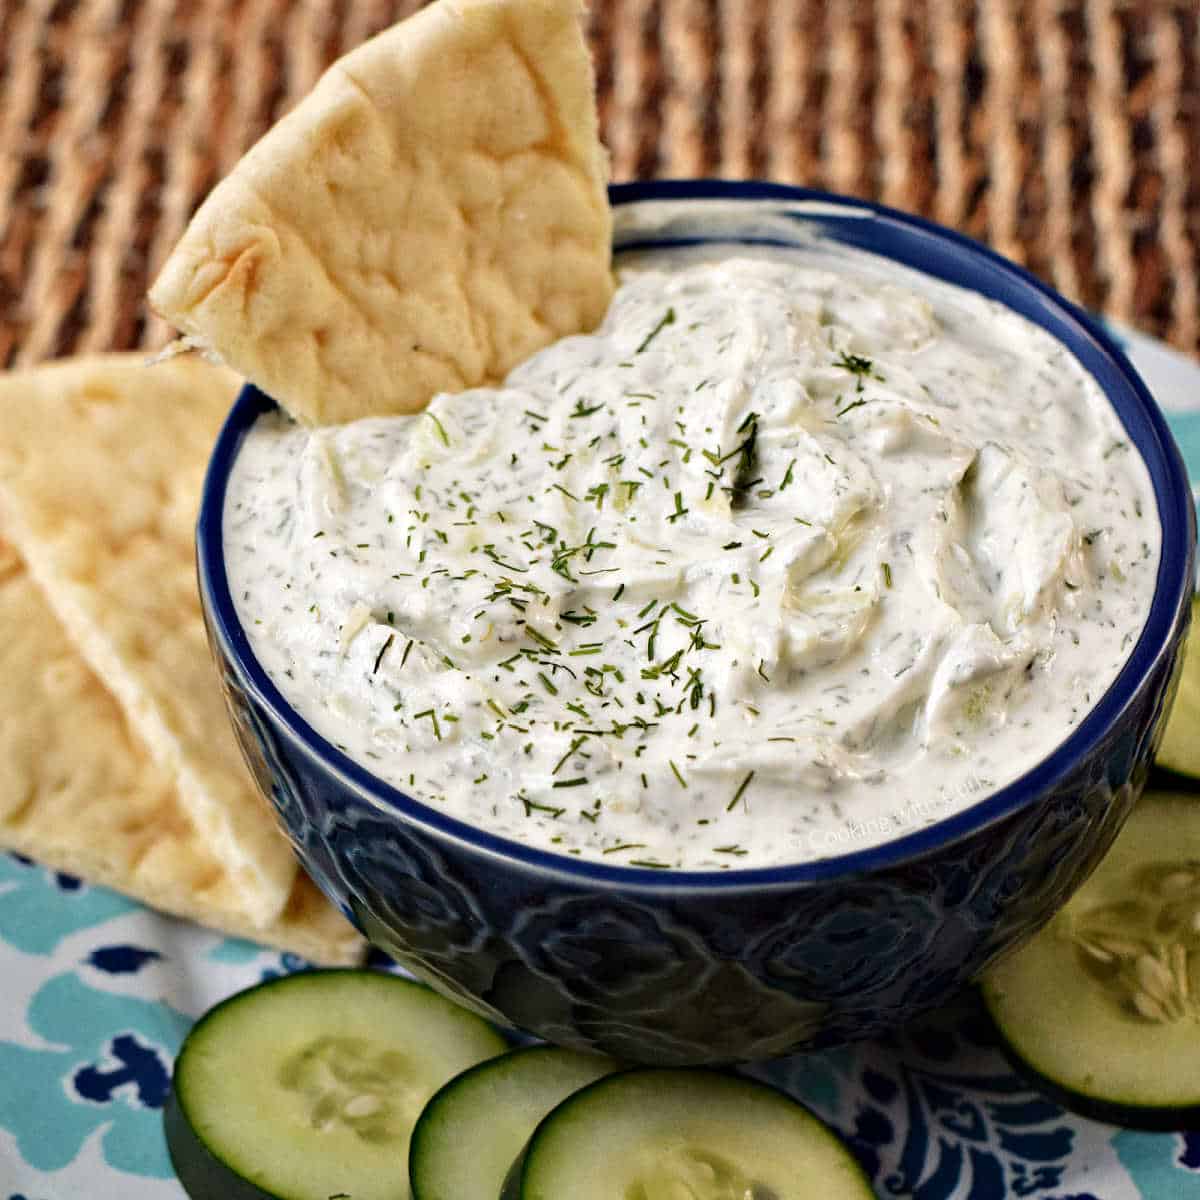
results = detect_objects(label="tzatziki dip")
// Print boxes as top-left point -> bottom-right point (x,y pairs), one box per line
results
225,241 -> 1160,869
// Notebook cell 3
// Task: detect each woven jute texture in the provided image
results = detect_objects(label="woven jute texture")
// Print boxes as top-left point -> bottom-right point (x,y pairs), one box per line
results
0,0 -> 1197,366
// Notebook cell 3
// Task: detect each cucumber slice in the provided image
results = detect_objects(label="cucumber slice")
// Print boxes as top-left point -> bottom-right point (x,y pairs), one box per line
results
982,791 -> 1200,1129
1157,596 -> 1200,779
164,969 -> 507,1200
409,1046 -> 616,1200
511,1068 -> 874,1199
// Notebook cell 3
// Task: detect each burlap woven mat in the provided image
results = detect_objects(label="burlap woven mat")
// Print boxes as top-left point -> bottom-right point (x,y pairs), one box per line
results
0,0 -> 1197,366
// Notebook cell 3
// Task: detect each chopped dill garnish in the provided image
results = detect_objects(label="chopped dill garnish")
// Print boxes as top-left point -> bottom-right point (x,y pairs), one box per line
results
833,350 -> 877,378
414,708 -> 442,740
636,306 -> 676,354
727,770 -> 755,811
526,628 -> 559,652
520,794 -> 565,818
585,482 -> 610,508
728,412 -> 759,510
561,610 -> 599,627
372,633 -> 395,675
426,412 -> 450,446
552,736 -> 586,775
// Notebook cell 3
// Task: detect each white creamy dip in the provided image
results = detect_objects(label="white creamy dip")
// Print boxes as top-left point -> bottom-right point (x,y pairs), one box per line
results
225,242 -> 1159,869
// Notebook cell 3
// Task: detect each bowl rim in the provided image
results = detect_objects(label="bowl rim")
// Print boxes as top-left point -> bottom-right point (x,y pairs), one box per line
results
197,178 -> 1196,891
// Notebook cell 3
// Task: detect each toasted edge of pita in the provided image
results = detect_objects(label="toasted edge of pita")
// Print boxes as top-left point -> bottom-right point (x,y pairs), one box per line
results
0,538 -> 363,966
149,0 -> 613,425
0,355 -> 297,927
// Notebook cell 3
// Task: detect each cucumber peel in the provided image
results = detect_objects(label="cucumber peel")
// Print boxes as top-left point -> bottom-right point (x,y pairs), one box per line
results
409,1045 -> 616,1200
983,791 -> 1200,1129
165,969 -> 506,1200
510,1068 -> 874,1199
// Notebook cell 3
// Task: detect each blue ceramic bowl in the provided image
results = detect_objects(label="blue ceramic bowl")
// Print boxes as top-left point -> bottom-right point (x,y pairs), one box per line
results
197,181 -> 1196,1064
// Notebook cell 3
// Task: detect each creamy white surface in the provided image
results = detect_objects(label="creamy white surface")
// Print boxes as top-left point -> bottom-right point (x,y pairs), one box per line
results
225,242 -> 1159,869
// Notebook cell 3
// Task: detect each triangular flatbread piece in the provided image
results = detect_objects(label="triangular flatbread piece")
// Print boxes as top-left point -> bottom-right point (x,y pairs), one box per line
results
0,355 -> 296,927
0,538 -> 363,965
150,0 -> 613,425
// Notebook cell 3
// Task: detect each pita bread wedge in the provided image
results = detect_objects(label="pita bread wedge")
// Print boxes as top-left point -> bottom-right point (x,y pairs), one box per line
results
149,0 -> 613,426
0,538 -> 363,965
0,355 -> 296,927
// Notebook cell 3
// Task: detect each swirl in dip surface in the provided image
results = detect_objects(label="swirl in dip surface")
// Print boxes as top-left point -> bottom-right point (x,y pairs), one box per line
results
224,242 -> 1159,869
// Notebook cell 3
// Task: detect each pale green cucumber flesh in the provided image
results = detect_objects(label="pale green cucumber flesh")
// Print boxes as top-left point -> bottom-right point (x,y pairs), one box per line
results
1157,596 -> 1200,779
165,969 -> 506,1200
516,1068 -> 874,1200
983,792 -> 1200,1127
408,1044 -> 616,1200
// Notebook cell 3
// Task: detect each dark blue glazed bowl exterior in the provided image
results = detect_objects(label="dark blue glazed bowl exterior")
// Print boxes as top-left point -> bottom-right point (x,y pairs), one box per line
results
197,182 -> 1196,1064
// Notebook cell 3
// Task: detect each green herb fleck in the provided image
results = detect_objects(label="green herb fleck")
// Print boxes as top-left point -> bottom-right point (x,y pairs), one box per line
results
426,412 -> 450,446
414,708 -> 442,740
636,306 -> 676,354
729,412 -> 759,510
833,350 -> 877,378
372,633 -> 395,674
727,770 -> 755,811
